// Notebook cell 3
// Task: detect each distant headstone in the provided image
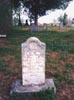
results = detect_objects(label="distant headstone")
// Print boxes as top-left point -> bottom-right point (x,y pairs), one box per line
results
29,24 -> 41,32
43,23 -> 48,30
22,37 -> 45,85
59,22 -> 63,29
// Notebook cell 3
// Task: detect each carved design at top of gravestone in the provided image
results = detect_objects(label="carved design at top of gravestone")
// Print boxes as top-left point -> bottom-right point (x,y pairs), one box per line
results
21,37 -> 46,86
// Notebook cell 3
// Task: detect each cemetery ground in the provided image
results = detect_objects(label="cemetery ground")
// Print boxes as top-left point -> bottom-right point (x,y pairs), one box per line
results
0,26 -> 74,100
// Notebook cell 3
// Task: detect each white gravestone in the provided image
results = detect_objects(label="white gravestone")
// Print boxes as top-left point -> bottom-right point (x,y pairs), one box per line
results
10,37 -> 56,95
22,37 -> 46,86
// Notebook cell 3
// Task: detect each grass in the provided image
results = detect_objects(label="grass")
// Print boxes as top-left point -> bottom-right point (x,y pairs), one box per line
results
7,27 -> 74,53
0,26 -> 74,100
0,59 -> 9,71
10,88 -> 56,100
48,26 -> 74,32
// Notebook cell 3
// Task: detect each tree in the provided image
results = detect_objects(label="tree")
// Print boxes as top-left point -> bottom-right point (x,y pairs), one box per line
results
58,13 -> 68,26
11,0 -> 23,26
0,0 -> 12,35
22,0 -> 72,25
63,13 -> 68,25
58,15 -> 63,23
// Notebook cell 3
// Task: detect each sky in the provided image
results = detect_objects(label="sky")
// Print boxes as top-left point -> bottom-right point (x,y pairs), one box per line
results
21,0 -> 74,24
38,0 -> 74,24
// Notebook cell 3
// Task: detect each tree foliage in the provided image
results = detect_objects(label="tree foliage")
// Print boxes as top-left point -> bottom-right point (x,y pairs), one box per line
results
11,0 -> 23,10
58,13 -> 68,26
63,13 -> 68,25
22,0 -> 73,25
11,0 -> 24,26
11,0 -> 73,25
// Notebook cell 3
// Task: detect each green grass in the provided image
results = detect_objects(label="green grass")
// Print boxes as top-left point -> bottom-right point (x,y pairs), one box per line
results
65,63 -> 74,69
0,27 -> 74,68
7,27 -> 74,53
0,26 -> 74,72
0,59 -> 9,71
10,88 -> 56,100
0,26 -> 74,100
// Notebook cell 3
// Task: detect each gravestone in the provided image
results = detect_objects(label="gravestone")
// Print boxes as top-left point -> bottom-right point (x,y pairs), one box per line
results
59,22 -> 63,29
29,24 -> 41,32
10,37 -> 56,95
43,23 -> 48,30
22,37 -> 45,85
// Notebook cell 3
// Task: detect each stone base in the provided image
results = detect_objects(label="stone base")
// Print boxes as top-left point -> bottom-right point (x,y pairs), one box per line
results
10,79 -> 56,96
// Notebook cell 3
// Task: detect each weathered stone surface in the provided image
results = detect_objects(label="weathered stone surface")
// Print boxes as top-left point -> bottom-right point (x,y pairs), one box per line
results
10,79 -> 56,95
21,37 -> 46,86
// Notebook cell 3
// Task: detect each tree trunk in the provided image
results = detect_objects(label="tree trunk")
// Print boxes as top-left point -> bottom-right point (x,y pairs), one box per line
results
18,13 -> 22,26
34,14 -> 38,25
0,0 -> 12,35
